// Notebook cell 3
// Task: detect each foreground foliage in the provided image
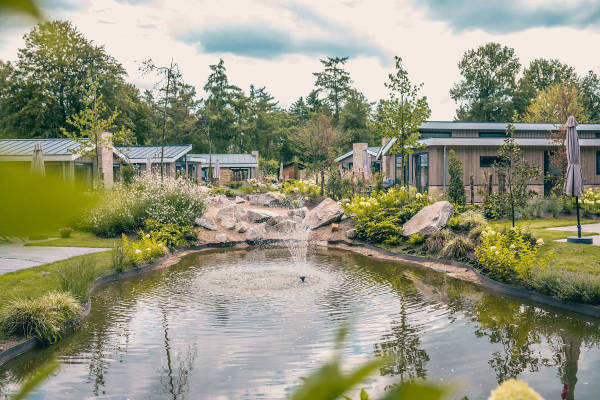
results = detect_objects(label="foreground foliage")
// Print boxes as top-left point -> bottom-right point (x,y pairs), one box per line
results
0,292 -> 81,344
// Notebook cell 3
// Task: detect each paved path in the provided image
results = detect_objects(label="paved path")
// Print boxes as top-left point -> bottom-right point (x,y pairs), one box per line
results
546,223 -> 600,246
0,242 -> 110,274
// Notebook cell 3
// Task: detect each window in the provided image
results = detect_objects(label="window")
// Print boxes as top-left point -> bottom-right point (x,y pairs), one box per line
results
414,153 -> 429,193
420,131 -> 451,139
395,155 -> 409,185
479,131 -> 507,138
113,164 -> 121,182
596,132 -> 600,138
480,156 -> 501,168
371,161 -> 381,173
341,161 -> 353,170
597,151 -> 600,175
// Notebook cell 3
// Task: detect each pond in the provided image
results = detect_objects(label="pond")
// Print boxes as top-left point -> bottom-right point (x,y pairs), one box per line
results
1,248 -> 600,399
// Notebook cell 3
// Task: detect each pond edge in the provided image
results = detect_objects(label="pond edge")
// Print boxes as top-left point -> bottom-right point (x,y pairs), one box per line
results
2,237 -> 599,369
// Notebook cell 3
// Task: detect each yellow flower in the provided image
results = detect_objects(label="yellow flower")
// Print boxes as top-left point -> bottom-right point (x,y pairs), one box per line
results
488,379 -> 543,400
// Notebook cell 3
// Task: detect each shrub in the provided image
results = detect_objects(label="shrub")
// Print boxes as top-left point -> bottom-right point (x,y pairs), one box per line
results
456,210 -> 486,231
581,188 -> 600,214
212,186 -> 235,197
529,268 -> 600,305
283,180 -> 320,203
0,292 -> 81,343
424,229 -> 452,254
482,193 -> 509,220
343,187 -> 430,244
227,181 -> 243,189
58,226 -> 74,238
447,150 -> 466,206
447,216 -> 460,229
112,241 -> 126,273
80,175 -> 207,237
239,179 -> 278,194
468,224 -> 489,243
441,236 -> 474,262
407,233 -> 425,245
58,256 -> 97,302
145,219 -> 197,249
120,164 -> 137,185
474,227 -> 548,281
122,233 -> 168,267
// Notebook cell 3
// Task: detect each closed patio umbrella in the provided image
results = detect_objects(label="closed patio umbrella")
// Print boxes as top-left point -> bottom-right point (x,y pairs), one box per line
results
30,142 -> 45,176
214,159 -> 220,180
364,149 -> 370,178
564,116 -> 591,244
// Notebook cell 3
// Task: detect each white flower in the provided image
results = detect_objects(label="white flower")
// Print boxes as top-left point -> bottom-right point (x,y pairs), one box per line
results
495,250 -> 500,255
146,234 -> 150,238
135,249 -> 141,254
415,193 -> 423,199
536,238 -> 544,246
509,244 -> 515,249
490,246 -> 496,251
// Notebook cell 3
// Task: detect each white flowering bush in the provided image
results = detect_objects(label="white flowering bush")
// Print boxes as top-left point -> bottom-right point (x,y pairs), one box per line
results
487,378 -> 543,400
80,175 -> 207,237
343,187 -> 430,245
282,180 -> 320,203
475,226 -> 549,281
581,188 -> 600,214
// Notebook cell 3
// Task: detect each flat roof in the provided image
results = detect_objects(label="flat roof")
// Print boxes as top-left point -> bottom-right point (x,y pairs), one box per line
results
0,138 -> 90,161
115,145 -> 192,164
188,153 -> 258,167
421,121 -> 600,132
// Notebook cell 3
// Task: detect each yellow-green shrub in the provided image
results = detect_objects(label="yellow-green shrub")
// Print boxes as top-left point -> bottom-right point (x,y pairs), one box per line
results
582,188 -> 600,214
475,227 -> 549,281
283,180 -> 320,203
343,187 -> 430,245
122,233 -> 168,267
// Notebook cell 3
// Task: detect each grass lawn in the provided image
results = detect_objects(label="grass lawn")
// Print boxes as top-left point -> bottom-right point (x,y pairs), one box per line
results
490,218 -> 600,274
25,231 -> 118,248
0,250 -> 114,309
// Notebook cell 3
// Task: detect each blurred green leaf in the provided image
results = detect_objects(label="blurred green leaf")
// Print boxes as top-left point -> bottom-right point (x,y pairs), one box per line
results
360,388 -> 369,400
12,360 -> 58,400
0,0 -> 41,18
0,165 -> 98,237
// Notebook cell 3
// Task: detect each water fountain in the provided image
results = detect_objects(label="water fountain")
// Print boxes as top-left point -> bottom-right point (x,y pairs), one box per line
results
277,197 -> 312,282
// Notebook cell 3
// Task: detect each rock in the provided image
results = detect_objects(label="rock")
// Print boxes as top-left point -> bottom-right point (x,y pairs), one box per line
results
303,198 -> 343,229
273,218 -> 297,233
210,195 -> 233,208
287,207 -> 308,219
247,209 -> 280,223
402,201 -> 454,237
345,228 -> 356,239
234,221 -> 249,233
215,233 -> 228,243
331,223 -> 339,232
248,192 -> 285,207
246,223 -> 267,241
217,204 -> 246,229
195,217 -> 217,231
234,196 -> 246,204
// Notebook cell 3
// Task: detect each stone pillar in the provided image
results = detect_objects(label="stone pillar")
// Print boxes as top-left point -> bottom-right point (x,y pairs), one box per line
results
352,143 -> 368,177
99,131 -> 114,189
381,138 -> 390,180
251,150 -> 259,180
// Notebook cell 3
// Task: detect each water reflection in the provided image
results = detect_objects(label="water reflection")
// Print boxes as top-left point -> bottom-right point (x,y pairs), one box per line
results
1,248 -> 600,399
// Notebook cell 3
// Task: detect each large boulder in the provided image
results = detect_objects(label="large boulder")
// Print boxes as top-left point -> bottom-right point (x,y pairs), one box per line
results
273,218 -> 297,233
217,204 -> 246,229
248,192 -> 285,207
234,221 -> 250,233
402,201 -> 454,237
247,209 -> 280,223
195,217 -> 217,231
303,198 -> 343,229
246,223 -> 267,242
234,196 -> 246,204
215,233 -> 228,243
209,195 -> 233,208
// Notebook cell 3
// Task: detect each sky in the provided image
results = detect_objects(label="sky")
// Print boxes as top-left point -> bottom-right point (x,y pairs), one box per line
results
1,0 -> 600,119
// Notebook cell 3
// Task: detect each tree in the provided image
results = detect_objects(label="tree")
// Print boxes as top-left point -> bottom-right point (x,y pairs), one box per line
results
337,88 -> 376,151
521,83 -> 589,123
60,75 -> 131,187
447,150 -> 466,206
493,125 -> 540,227
514,58 -> 578,116
451,43 -> 521,121
0,21 -> 131,139
291,115 -> 337,195
201,59 -> 241,152
373,56 -> 431,186
140,58 -> 183,178
313,57 -> 351,124
579,70 -> 600,122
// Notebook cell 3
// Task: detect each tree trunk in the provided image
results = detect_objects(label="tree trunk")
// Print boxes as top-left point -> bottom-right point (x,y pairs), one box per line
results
470,174 -> 475,205
320,167 -> 325,196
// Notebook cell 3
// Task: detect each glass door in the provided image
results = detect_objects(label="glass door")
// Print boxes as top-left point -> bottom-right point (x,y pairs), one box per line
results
413,153 -> 429,193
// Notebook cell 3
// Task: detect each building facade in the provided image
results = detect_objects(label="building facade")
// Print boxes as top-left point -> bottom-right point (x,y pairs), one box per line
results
336,121 -> 600,201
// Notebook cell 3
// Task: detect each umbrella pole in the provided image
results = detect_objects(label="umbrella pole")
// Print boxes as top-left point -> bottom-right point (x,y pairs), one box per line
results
576,196 -> 581,238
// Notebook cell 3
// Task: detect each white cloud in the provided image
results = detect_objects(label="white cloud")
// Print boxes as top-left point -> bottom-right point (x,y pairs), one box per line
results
1,0 -> 600,119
